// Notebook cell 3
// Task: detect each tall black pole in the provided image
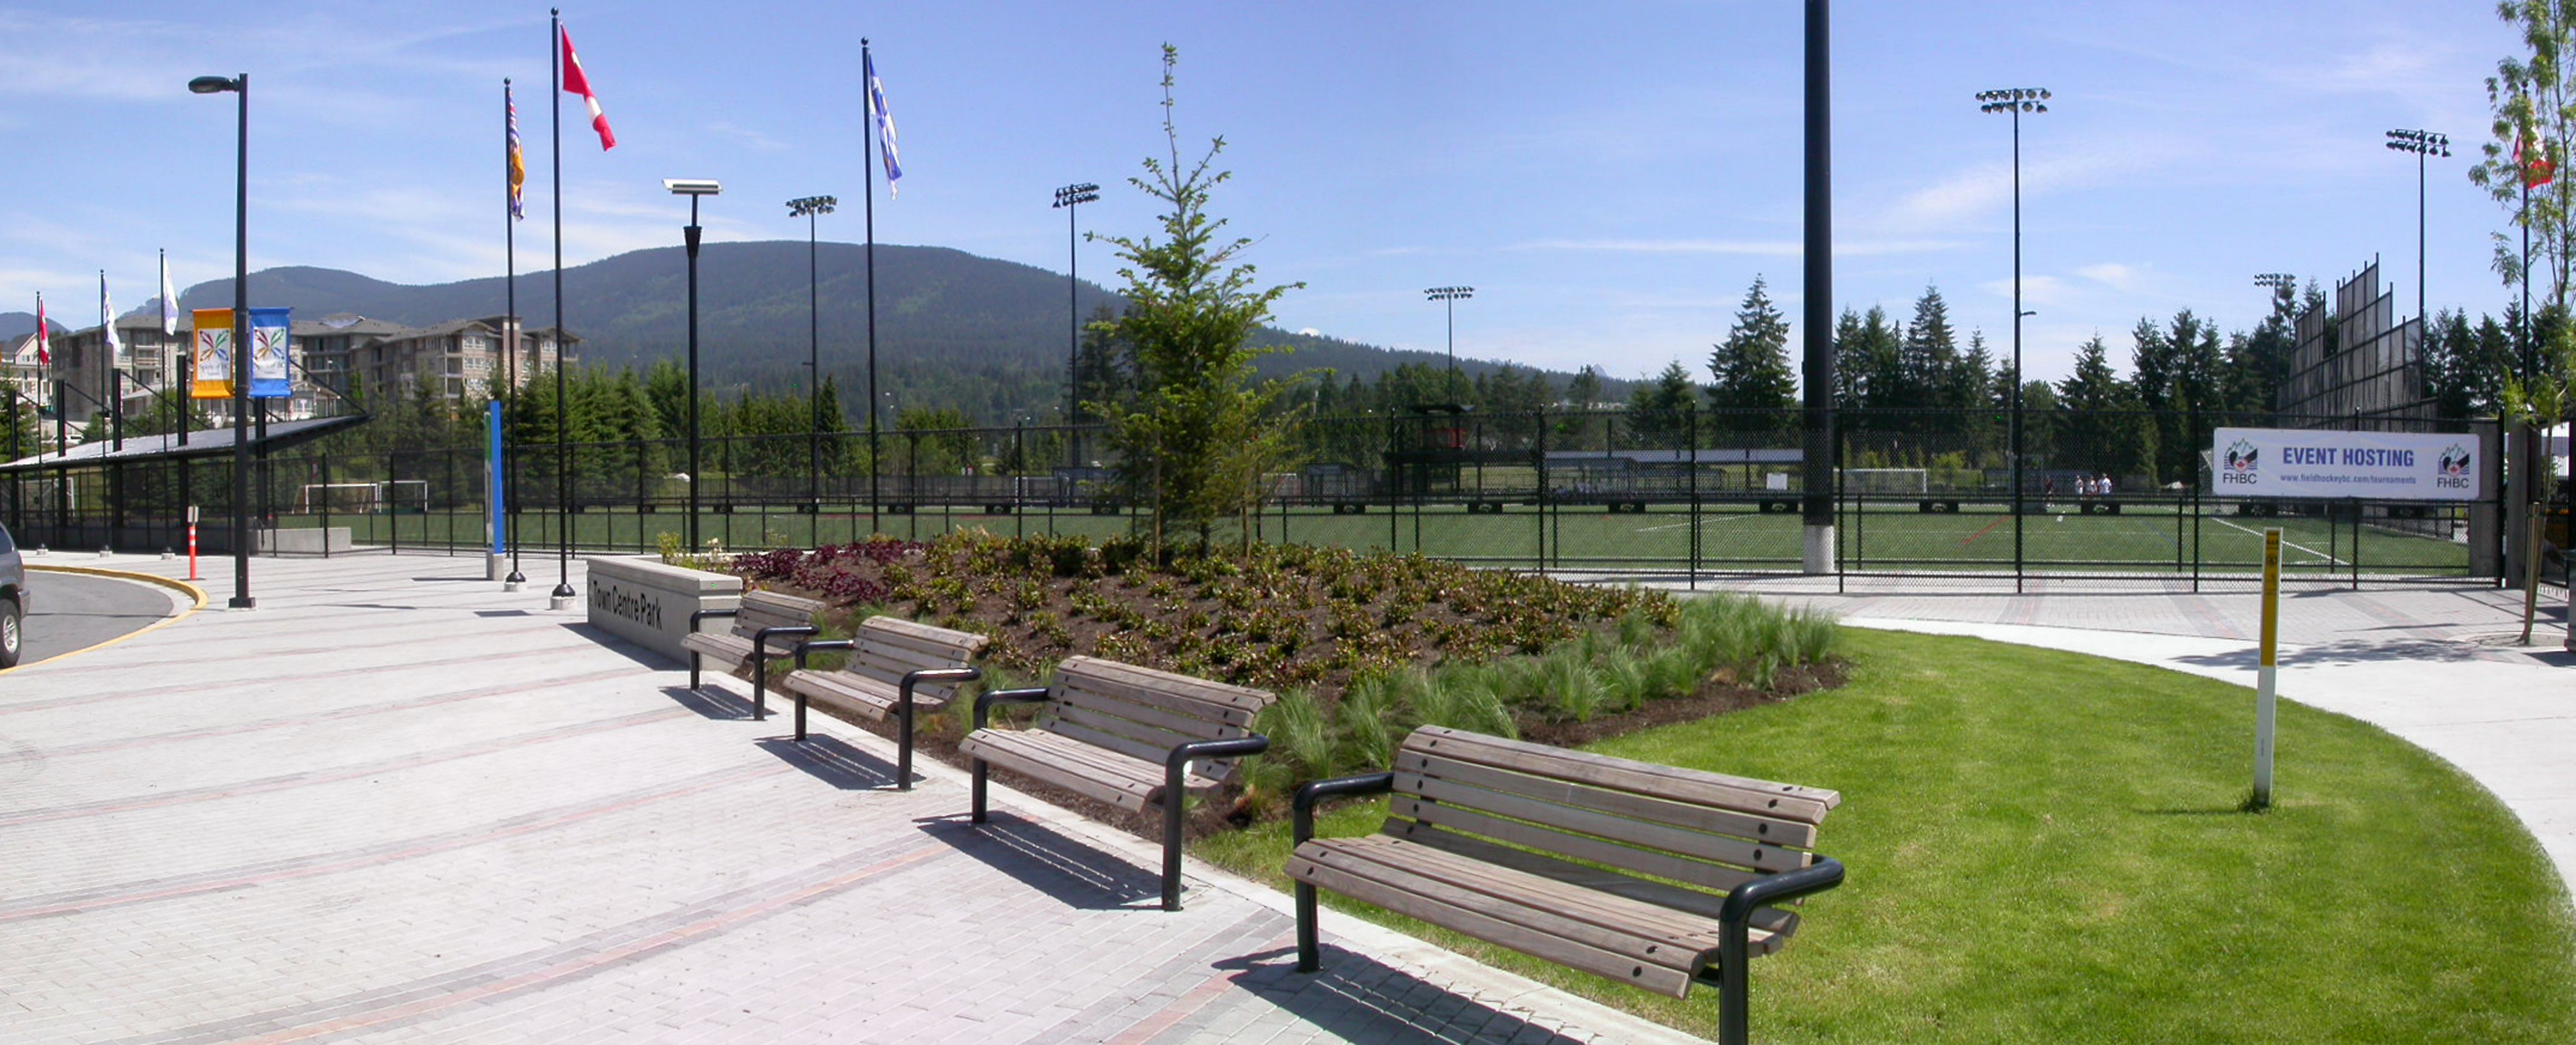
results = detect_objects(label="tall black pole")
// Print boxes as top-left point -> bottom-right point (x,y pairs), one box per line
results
2010,101 -> 2024,591
505,78 -> 525,589
685,196 -> 703,550
1799,0 -> 1836,577
550,9 -> 573,605
229,74 -> 252,609
1067,194 -> 1079,465
863,38 -> 881,524
809,206 -> 820,509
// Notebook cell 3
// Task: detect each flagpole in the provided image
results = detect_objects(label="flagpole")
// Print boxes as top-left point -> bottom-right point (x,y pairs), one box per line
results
505,77 -> 526,590
550,8 -> 574,607
162,249 -> 185,447
863,38 -> 880,527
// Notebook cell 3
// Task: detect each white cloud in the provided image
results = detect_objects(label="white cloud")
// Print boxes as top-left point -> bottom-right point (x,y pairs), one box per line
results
705,122 -> 790,153
2077,263 -> 2146,292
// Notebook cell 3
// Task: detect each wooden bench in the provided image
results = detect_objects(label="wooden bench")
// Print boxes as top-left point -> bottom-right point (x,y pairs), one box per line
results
1289,726 -> 1845,1045
779,616 -> 990,789
682,589 -> 824,719
961,656 -> 1275,911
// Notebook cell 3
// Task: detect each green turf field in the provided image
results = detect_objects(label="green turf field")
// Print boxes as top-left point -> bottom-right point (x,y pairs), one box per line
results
265,497 -> 2473,578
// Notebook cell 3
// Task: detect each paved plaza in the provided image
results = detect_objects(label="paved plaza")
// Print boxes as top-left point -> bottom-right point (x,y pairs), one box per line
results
0,553 -> 1703,1045
3,553 -> 2568,1044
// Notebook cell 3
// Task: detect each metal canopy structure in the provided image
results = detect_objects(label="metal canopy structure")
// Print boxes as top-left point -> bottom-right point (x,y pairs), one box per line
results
0,413 -> 370,474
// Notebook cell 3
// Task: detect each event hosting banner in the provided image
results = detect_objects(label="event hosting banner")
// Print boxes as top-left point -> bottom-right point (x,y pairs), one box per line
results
190,307 -> 231,399
2211,427 -> 2482,501
249,307 -> 291,398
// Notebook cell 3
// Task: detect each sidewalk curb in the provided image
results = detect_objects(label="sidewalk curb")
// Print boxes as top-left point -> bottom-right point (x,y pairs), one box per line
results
5,565 -> 206,674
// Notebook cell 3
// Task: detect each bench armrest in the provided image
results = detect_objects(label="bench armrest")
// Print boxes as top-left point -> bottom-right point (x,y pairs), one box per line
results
973,687 -> 1052,731
689,606 -> 740,632
1166,734 -> 1268,784
793,637 -> 857,672
753,624 -> 820,661
900,666 -> 983,701
1718,856 -> 1845,926
1292,772 -> 1397,847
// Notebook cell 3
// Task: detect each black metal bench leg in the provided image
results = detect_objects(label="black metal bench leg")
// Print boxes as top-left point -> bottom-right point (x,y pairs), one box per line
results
1162,794 -> 1186,912
752,657 -> 768,720
794,692 -> 808,741
896,690 -> 914,791
970,758 -> 988,823
1719,920 -> 1751,1045
688,650 -> 701,691
1295,880 -> 1320,972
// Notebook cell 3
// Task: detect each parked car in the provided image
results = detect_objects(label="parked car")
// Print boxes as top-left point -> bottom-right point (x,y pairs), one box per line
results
0,521 -> 23,668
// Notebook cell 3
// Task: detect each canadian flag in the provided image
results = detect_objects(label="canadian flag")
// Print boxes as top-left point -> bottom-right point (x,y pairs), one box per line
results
34,292 -> 48,366
560,24 -> 615,150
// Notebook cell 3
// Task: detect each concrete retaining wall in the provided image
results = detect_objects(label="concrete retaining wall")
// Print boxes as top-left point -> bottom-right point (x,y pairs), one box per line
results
585,556 -> 742,665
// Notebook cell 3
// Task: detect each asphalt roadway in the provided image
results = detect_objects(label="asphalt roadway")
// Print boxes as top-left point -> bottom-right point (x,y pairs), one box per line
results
13,564 -> 188,667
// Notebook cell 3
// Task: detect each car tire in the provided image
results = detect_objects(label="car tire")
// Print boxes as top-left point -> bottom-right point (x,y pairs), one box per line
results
0,596 -> 20,669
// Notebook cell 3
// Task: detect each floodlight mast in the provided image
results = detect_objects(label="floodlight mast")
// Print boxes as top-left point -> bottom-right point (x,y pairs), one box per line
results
2384,130 -> 2448,366
1975,86 -> 2049,593
1054,183 -> 1099,468
788,194 -> 836,511
1423,286 -> 1474,405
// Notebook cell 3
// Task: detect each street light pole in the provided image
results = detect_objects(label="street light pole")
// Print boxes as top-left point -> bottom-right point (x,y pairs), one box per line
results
2384,130 -> 2448,372
788,195 -> 836,513
1053,183 -> 1098,469
189,72 -> 254,610
667,180 -> 722,552
1423,286 -> 1474,405
1978,86 -> 2048,594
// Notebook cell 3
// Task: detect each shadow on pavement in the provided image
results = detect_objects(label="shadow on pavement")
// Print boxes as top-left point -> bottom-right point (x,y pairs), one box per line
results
659,684 -> 753,720
558,621 -> 673,669
754,735 -> 900,790
2175,637 -> 2495,669
1216,944 -> 1591,1044
915,812 -> 1162,911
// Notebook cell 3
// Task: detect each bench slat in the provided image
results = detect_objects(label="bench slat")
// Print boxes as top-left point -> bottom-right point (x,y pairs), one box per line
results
1057,657 -> 1267,725
1400,751 -> 1819,850
961,730 -> 1161,811
1404,727 -> 1839,823
1381,823 -> 1802,936
858,616 -> 988,659
1305,834 -> 1732,954
1290,842 -> 1729,998
1395,773 -> 1814,874
781,670 -> 906,721
1035,714 -> 1217,784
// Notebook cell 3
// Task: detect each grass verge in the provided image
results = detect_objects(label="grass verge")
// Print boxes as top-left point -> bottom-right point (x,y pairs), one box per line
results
1193,628 -> 2576,1044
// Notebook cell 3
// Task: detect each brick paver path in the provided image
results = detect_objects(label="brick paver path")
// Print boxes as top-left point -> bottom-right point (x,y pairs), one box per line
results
0,555 -> 1705,1044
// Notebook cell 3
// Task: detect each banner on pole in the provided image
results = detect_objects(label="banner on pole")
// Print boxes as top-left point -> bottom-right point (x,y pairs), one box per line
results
190,307 -> 233,399
249,307 -> 291,398
2211,427 -> 2481,501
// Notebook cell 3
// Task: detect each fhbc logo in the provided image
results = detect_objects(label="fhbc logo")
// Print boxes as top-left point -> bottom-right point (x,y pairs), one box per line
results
2435,443 -> 2474,490
2218,438 -> 2260,486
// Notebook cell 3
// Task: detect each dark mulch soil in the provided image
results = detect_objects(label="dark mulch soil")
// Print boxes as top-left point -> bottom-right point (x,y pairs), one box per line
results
720,534 -> 1845,846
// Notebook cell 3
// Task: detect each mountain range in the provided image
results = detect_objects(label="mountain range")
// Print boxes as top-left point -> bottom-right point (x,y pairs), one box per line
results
8,242 -> 1613,422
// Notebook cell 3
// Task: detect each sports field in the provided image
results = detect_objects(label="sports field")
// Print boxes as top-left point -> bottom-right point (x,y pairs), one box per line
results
270,496 -> 2472,578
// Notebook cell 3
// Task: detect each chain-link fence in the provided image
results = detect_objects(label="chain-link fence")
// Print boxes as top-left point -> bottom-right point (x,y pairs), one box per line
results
1,408 -> 2512,585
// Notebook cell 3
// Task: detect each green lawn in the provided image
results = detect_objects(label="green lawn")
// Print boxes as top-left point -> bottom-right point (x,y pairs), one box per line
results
1193,628 -> 2576,1044
271,500 -> 2472,578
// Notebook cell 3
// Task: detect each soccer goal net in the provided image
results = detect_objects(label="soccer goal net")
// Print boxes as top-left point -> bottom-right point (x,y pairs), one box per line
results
298,481 -> 431,513
1839,467 -> 1929,497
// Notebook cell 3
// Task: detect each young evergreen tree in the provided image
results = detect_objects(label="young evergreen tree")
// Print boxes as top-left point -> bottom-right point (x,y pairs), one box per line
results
2059,334 -> 2158,483
1093,45 -> 1310,554
1626,359 -> 1700,447
1705,276 -> 1797,435
1899,284 -> 1959,417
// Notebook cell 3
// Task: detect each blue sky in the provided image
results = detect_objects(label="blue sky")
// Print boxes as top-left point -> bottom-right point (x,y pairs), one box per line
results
0,1 -> 2529,384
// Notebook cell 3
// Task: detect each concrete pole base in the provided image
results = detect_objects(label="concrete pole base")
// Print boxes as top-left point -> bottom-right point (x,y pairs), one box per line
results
1802,525 -> 1836,575
487,553 -> 510,582
549,594 -> 574,611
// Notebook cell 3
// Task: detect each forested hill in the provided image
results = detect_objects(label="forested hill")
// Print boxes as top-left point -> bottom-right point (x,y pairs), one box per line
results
162,242 -> 1582,421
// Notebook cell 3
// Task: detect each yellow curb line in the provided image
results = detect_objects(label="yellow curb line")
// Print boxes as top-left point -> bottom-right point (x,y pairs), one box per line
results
3,566 -> 208,674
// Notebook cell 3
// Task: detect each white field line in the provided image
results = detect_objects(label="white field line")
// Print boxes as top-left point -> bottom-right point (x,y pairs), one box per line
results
2206,513 -> 2346,566
1634,513 -> 1772,534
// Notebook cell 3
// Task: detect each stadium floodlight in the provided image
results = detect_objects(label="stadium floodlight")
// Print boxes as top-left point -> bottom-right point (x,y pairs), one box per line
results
1424,286 -> 1475,405
1976,86 -> 2050,591
2384,130 -> 2448,358
788,194 -> 836,511
1054,183 -> 1100,467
